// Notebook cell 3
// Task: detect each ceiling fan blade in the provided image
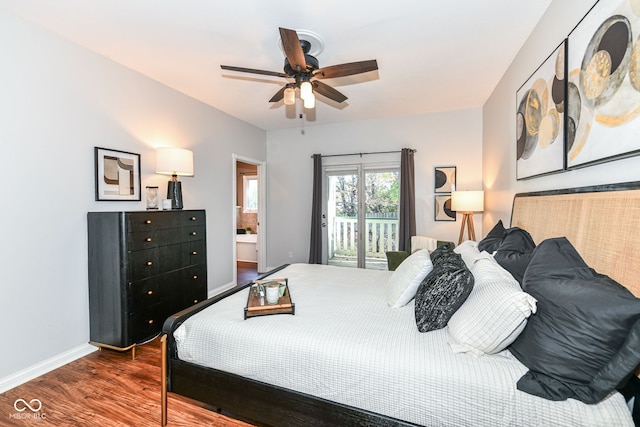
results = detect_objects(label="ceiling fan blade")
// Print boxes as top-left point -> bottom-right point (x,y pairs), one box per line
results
314,60 -> 378,79
221,65 -> 287,78
279,27 -> 306,72
312,81 -> 348,103
269,86 -> 286,103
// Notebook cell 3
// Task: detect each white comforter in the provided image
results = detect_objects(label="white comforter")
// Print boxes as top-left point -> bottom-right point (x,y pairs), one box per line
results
174,263 -> 633,426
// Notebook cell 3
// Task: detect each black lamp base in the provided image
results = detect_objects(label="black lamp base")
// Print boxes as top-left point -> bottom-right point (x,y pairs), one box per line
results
167,180 -> 183,210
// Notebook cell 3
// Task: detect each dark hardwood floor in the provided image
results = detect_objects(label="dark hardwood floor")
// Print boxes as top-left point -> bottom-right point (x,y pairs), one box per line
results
0,338 -> 252,427
237,261 -> 259,285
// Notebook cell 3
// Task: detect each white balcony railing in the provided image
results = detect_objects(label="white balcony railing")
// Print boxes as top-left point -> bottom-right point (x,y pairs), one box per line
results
330,216 -> 399,259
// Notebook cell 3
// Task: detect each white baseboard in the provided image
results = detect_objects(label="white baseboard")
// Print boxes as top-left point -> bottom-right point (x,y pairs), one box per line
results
208,282 -> 236,299
0,343 -> 97,394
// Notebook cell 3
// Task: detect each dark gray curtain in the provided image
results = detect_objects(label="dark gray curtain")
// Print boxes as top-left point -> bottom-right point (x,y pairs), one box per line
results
399,148 -> 416,251
308,154 -> 323,264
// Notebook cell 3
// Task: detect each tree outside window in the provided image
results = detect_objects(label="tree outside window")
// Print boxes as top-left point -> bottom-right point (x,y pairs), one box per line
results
243,175 -> 258,213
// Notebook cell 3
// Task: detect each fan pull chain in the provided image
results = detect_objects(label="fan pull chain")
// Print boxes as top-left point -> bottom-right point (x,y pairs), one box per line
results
300,113 -> 305,135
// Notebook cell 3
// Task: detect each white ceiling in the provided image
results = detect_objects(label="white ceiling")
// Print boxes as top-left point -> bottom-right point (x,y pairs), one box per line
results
1,0 -> 552,131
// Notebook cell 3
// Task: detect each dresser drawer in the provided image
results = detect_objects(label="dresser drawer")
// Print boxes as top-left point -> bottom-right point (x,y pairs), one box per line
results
126,210 -> 205,233
180,211 -> 205,226
184,264 -> 207,285
126,211 -> 181,232
128,243 -> 194,279
187,240 -> 206,266
180,265 -> 208,306
127,225 -> 205,251
129,271 -> 181,309
129,304 -> 167,343
128,267 -> 207,342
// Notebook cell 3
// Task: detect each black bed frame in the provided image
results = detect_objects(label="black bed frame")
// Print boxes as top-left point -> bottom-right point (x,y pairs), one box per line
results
161,264 -> 420,427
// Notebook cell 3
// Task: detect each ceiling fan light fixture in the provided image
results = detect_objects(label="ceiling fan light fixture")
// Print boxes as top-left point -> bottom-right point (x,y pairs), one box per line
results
283,86 -> 295,105
300,81 -> 313,100
222,27 -> 378,114
303,92 -> 315,109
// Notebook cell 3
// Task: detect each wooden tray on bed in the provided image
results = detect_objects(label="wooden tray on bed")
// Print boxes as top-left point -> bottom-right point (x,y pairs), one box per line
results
244,278 -> 295,319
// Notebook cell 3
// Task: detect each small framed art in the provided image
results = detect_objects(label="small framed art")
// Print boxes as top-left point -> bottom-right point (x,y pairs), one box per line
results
95,147 -> 141,201
434,166 -> 456,193
434,194 -> 455,221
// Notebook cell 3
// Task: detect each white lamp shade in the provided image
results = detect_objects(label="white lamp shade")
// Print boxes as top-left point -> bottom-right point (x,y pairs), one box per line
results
451,190 -> 484,212
300,81 -> 313,100
156,148 -> 194,176
303,92 -> 316,109
283,87 -> 296,105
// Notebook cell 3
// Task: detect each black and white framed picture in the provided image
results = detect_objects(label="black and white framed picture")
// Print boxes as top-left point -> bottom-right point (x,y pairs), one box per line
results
434,166 -> 456,193
434,194 -> 455,221
95,147 -> 141,201
566,0 -> 640,168
516,40 -> 566,180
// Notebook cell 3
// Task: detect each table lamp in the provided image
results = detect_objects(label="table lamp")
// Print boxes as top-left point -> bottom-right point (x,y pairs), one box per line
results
156,148 -> 194,210
451,190 -> 484,244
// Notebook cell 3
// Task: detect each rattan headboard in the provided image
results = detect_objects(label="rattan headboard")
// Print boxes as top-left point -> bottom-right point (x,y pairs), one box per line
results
511,182 -> 640,297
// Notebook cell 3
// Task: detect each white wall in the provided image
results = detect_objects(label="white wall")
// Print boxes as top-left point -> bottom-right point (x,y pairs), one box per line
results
266,109 -> 482,268
0,9 -> 265,387
483,0 -> 640,229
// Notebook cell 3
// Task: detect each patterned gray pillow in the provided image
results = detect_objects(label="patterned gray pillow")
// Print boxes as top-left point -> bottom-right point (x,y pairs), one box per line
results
429,243 -> 460,268
415,260 -> 474,332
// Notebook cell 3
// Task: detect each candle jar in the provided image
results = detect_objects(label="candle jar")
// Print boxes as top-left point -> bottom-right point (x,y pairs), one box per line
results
146,186 -> 159,210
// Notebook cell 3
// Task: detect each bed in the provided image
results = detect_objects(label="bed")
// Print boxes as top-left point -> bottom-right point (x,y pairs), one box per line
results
161,182 -> 640,426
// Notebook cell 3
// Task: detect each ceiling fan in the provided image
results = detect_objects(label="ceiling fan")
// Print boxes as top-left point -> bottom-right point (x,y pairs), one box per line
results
221,27 -> 378,109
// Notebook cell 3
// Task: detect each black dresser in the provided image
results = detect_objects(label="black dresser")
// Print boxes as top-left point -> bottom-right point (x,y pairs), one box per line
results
87,210 -> 207,356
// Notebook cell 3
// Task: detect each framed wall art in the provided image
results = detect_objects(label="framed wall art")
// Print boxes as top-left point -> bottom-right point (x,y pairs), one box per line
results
434,166 -> 456,193
516,40 -> 567,180
434,194 -> 455,221
95,147 -> 141,201
566,0 -> 640,168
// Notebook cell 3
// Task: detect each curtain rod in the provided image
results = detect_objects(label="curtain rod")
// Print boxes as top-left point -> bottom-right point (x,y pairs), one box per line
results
311,149 -> 416,159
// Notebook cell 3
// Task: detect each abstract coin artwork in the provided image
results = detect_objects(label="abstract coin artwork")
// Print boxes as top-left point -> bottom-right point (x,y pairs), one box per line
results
516,41 -> 566,180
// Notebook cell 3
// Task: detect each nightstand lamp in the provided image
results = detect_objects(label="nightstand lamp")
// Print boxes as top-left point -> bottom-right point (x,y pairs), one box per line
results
451,190 -> 484,245
156,148 -> 194,210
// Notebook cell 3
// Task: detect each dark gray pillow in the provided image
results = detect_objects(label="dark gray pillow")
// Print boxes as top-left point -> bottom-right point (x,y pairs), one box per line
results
493,227 -> 536,284
415,251 -> 474,332
510,237 -> 640,404
478,220 -> 506,253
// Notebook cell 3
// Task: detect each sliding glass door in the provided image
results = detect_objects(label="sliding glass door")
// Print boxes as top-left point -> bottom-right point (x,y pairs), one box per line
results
364,168 -> 399,269
325,165 -> 399,269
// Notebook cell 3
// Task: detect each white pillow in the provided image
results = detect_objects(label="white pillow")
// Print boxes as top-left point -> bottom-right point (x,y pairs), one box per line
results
447,252 -> 537,356
386,249 -> 433,308
453,240 -> 481,269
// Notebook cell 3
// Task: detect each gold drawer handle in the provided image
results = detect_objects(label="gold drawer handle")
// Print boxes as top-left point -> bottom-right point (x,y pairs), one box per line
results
192,275 -> 198,280
193,299 -> 199,304
147,290 -> 153,295
191,251 -> 197,255
190,217 -> 197,221
145,237 -> 152,243
146,261 -> 153,267
190,231 -> 197,236
145,219 -> 152,224
148,319 -> 154,325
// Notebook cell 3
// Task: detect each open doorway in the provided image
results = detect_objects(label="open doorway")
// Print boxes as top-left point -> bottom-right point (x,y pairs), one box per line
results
233,155 -> 266,285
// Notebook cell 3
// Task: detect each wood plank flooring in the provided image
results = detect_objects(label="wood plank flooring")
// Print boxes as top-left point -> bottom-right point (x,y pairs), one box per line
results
237,261 -> 259,284
0,338 -> 252,427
